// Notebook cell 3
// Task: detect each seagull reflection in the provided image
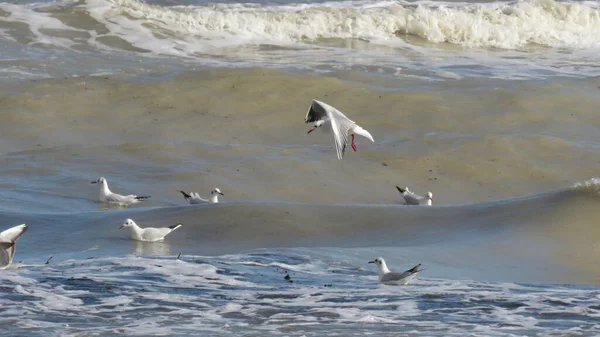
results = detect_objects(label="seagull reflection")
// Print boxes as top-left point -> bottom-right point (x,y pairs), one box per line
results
131,240 -> 171,256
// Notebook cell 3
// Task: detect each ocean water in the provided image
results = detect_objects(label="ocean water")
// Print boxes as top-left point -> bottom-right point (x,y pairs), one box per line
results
1,0 -> 600,335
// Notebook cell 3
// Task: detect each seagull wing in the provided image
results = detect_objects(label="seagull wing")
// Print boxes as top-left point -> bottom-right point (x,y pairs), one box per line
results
0,246 -> 12,268
380,270 -> 416,283
402,191 -> 423,205
142,227 -> 172,242
105,193 -> 128,204
312,100 -> 356,160
178,190 -> 193,203
0,224 -> 27,268
306,99 -> 355,123
116,194 -> 144,204
380,264 -> 421,284
305,99 -> 329,123
191,193 -> 209,204
330,116 -> 355,160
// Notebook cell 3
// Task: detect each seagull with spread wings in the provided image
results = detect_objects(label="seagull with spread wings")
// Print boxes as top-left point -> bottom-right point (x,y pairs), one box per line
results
305,99 -> 374,160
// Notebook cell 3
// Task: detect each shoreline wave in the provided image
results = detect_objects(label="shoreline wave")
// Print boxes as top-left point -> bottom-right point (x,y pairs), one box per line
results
86,0 -> 600,50
1,0 -> 600,80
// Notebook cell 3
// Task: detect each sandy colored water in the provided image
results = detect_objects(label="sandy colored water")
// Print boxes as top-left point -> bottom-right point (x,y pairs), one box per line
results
1,68 -> 600,206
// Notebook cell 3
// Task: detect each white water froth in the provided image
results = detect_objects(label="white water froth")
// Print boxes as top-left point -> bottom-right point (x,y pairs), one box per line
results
0,254 -> 598,336
572,177 -> 600,196
0,0 -> 599,80
82,0 -> 600,50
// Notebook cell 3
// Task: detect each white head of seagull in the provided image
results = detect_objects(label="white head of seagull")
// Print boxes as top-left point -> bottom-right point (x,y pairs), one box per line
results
368,257 -> 422,285
305,99 -> 374,160
369,257 -> 391,278
91,177 -> 150,206
178,187 -> 224,204
120,219 -> 182,242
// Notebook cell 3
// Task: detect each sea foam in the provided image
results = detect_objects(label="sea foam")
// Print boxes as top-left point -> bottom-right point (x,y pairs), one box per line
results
82,0 -> 600,50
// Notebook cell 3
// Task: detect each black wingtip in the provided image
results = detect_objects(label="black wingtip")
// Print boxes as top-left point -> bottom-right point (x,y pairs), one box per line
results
305,101 -> 323,124
396,186 -> 406,194
408,263 -> 422,273
178,190 -> 192,199
169,223 -> 183,230
135,196 -> 151,200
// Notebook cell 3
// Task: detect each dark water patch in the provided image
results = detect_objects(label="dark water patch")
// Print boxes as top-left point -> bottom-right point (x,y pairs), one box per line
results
469,298 -> 528,310
62,276 -> 121,293
255,293 -> 301,300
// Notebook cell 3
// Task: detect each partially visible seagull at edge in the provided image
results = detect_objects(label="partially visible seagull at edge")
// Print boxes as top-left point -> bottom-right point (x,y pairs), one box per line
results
120,219 -> 182,242
0,224 -> 28,270
178,188 -> 224,204
91,177 -> 150,206
305,99 -> 374,160
369,257 -> 423,285
396,186 -> 433,206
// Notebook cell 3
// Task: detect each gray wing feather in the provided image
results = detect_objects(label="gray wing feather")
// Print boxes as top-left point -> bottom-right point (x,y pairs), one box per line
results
380,270 -> 415,283
105,195 -> 125,204
0,244 -> 14,268
401,191 -> 423,205
141,227 -> 172,241
328,105 -> 355,160
330,117 -> 354,160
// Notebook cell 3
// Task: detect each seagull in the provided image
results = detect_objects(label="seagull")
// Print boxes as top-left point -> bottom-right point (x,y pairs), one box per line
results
369,257 -> 422,285
0,224 -> 28,270
305,99 -> 374,160
91,177 -> 150,206
177,188 -> 224,204
120,219 -> 182,242
396,186 -> 432,206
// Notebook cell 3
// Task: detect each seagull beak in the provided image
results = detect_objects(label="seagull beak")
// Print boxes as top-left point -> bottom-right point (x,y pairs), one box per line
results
219,192 -> 224,196
91,181 -> 97,184
307,128 -> 316,134
119,225 -> 125,229
368,260 -> 375,264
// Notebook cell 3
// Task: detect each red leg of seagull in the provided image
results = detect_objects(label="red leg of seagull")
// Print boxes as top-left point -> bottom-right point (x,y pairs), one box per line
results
351,134 -> 357,152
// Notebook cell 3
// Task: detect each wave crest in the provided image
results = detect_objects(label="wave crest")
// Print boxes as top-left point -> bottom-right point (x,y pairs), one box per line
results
571,177 -> 600,196
87,0 -> 600,50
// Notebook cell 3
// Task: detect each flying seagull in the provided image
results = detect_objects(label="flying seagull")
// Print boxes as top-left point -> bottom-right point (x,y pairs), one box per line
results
305,99 -> 374,160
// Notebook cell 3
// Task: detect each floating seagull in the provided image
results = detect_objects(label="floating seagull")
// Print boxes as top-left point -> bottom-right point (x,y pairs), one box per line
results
0,224 -> 28,270
369,257 -> 422,285
91,177 -> 150,206
120,219 -> 182,242
396,186 -> 432,206
178,188 -> 223,204
305,99 -> 374,160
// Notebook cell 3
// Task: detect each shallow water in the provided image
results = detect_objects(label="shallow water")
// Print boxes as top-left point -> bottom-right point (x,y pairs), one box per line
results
2,0 -> 600,334
1,253 -> 599,337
